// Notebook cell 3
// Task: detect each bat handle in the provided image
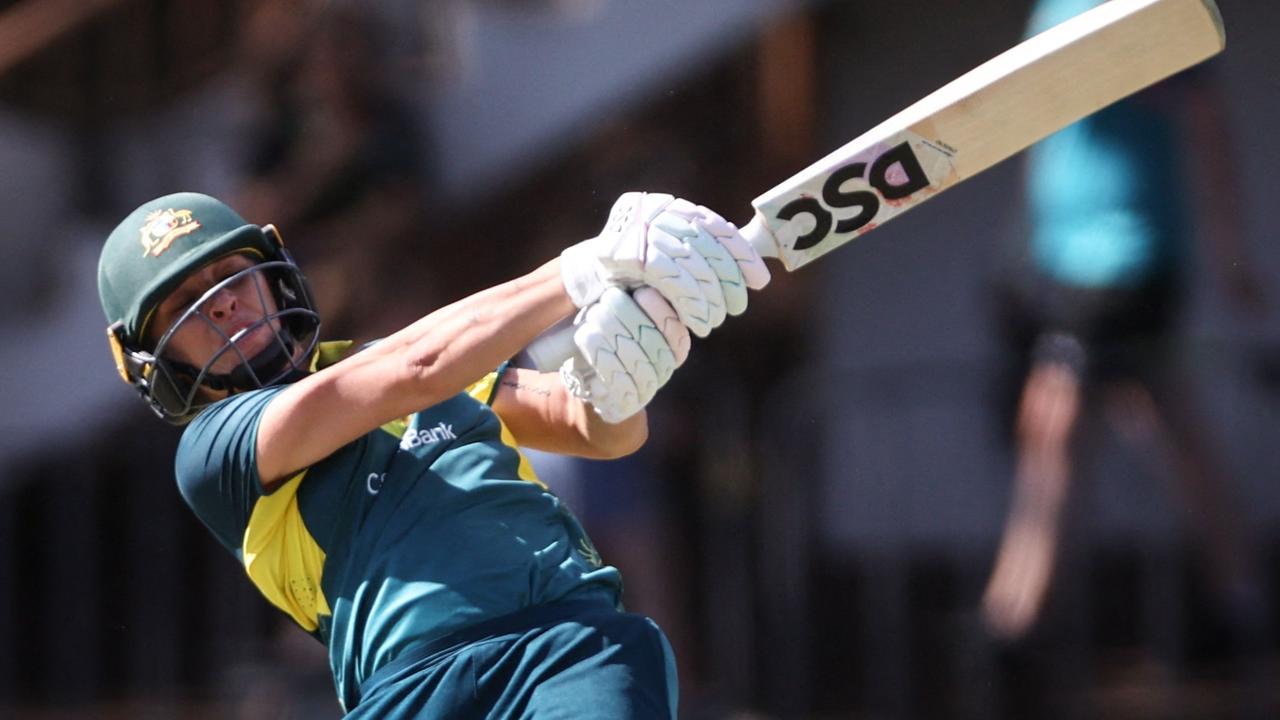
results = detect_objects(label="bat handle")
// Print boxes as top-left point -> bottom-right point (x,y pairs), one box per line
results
737,213 -> 782,261
522,315 -> 578,372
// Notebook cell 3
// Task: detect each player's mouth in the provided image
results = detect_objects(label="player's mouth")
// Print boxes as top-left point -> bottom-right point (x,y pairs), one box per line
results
226,320 -> 275,358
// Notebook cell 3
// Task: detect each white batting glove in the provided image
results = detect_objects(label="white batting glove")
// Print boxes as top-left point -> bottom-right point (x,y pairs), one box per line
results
561,286 -> 691,423
560,192 -> 771,338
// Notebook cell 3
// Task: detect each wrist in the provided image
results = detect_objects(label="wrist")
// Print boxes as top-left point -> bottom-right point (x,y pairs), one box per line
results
560,241 -> 606,308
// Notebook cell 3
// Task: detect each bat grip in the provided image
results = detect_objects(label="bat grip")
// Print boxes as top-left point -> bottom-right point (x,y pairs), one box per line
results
522,316 -> 578,372
737,214 -> 782,260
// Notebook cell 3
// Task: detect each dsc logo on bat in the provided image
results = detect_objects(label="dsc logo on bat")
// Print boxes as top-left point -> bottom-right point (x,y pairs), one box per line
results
776,140 -> 939,251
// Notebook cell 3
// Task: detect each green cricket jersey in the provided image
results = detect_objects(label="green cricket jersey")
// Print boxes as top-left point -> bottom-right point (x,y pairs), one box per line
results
174,343 -> 622,711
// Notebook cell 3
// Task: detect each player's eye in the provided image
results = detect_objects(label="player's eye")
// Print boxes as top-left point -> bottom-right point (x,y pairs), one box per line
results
166,293 -> 196,314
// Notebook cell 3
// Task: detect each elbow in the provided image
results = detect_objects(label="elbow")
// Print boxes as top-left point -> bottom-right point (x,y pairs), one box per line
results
403,347 -> 452,408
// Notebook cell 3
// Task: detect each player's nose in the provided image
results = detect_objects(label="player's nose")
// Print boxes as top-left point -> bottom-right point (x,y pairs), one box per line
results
206,287 -> 239,320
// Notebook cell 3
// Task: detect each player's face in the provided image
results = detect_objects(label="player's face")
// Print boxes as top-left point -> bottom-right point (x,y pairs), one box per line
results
150,254 -> 282,373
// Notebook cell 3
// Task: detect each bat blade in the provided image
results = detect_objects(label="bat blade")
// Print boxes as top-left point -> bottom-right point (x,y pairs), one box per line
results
747,0 -> 1225,270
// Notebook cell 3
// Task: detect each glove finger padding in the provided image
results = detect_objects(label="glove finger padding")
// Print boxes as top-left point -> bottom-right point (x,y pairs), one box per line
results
683,221 -> 749,316
563,286 -> 687,423
632,286 -> 690,367
563,191 -> 769,329
704,217 -> 772,291
662,199 -> 772,292
651,204 -> 744,316
645,230 -> 726,336
584,287 -> 680,390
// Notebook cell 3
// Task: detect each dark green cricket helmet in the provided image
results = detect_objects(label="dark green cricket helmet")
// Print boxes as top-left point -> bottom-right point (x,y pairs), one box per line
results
98,192 -> 320,424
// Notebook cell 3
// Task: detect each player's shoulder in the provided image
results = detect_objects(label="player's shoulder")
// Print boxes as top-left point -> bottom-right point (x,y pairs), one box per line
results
178,386 -> 289,467
173,387 -> 289,542
179,340 -> 360,450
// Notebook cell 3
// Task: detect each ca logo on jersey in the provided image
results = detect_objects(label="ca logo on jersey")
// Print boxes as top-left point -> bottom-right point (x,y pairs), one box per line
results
577,537 -> 603,568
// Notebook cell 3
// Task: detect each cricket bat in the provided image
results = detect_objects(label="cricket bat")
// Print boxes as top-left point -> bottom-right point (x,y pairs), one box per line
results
525,0 -> 1225,372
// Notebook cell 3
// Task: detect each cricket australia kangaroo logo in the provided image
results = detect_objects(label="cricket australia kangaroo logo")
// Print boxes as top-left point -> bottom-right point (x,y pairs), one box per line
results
139,208 -> 201,257
577,537 -> 603,568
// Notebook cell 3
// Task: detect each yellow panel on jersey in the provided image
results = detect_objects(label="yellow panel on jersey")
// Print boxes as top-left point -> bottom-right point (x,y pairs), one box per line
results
374,369 -> 500,440
380,416 -> 410,439
242,470 -> 331,632
310,340 -> 355,372
466,369 -> 546,490
465,370 -> 502,405
497,417 -> 547,489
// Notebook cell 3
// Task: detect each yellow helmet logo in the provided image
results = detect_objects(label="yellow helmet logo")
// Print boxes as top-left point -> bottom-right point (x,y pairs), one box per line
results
139,208 -> 201,257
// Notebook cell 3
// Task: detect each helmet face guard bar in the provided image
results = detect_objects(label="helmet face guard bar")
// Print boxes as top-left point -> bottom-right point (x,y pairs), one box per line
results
110,260 -> 320,424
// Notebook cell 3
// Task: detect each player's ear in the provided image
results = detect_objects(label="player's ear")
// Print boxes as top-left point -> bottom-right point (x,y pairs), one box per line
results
107,320 -> 208,423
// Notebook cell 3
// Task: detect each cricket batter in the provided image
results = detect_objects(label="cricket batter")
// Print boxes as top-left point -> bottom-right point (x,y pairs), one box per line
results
96,191 -> 768,717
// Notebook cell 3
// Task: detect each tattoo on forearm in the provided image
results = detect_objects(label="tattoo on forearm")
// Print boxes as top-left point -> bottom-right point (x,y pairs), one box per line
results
502,379 -> 552,397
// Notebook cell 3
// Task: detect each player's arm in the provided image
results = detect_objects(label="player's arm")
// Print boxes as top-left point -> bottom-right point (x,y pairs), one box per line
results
491,367 -> 648,459
254,192 -> 754,488
493,282 -> 698,458
256,258 -> 576,488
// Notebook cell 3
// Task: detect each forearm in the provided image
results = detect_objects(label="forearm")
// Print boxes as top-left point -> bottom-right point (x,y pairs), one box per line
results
256,259 -> 576,486
385,258 -> 575,406
494,367 -> 648,459
573,399 -> 645,456
567,393 -> 649,459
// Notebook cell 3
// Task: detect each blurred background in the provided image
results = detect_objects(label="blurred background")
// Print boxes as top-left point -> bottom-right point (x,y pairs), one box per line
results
1,0 -> 1279,717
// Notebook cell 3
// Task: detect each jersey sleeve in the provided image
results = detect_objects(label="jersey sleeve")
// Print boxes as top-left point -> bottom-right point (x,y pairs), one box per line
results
174,386 -> 288,559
